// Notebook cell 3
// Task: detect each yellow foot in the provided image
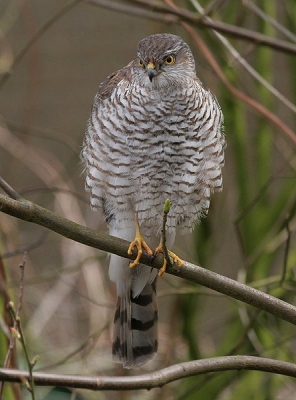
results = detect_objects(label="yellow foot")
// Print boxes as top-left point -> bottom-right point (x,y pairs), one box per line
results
154,246 -> 184,277
128,234 -> 153,269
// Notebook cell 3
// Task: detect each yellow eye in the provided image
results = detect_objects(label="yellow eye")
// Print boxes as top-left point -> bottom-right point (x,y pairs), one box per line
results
164,55 -> 175,65
138,58 -> 144,68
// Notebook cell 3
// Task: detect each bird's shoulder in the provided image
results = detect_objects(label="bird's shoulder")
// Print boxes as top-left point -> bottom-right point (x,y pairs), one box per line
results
97,61 -> 133,101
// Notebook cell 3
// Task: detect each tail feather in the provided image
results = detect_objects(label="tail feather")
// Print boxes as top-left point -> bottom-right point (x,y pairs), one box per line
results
112,278 -> 158,368
108,222 -> 160,368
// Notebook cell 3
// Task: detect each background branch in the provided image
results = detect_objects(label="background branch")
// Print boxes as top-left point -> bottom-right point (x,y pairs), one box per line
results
88,0 -> 296,55
127,0 -> 296,55
1,356 -> 296,390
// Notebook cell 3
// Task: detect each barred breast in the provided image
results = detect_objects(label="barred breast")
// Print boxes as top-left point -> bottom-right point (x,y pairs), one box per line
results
83,77 -> 224,235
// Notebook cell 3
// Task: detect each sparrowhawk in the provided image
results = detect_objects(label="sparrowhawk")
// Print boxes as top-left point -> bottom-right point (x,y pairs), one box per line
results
81,33 -> 225,368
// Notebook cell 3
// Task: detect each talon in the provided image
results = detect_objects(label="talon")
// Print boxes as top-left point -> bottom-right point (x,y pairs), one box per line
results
154,246 -> 184,277
168,250 -> 184,268
128,236 -> 153,269
127,214 -> 153,268
158,258 -> 167,277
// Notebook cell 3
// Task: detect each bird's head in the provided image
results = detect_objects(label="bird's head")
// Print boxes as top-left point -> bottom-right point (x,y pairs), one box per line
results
134,33 -> 196,88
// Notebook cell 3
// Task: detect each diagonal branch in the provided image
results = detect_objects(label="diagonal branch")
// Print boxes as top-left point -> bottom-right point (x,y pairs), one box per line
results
0,176 -> 22,200
88,0 -> 177,22
243,0 -> 296,43
0,192 -> 296,325
1,356 -> 296,390
125,0 -> 296,55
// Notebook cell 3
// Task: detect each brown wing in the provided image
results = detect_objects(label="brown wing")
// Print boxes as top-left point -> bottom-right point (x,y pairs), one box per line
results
97,61 -> 133,100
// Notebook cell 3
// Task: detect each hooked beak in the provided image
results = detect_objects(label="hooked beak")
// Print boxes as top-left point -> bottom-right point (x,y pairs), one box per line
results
146,62 -> 158,82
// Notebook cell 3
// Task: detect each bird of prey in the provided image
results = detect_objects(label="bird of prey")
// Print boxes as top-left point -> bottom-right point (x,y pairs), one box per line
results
81,33 -> 225,368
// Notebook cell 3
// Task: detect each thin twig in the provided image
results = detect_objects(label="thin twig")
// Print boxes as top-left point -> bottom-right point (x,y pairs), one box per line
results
160,199 -> 172,266
2,231 -> 49,259
0,176 -> 22,200
16,253 -> 27,317
0,255 -> 12,398
280,215 -> 292,286
1,254 -> 27,372
227,309 -> 262,355
7,306 -> 36,400
1,356 -> 296,390
201,0 -> 227,17
6,254 -> 36,400
243,0 -> 296,43
40,325 -> 109,371
88,0 -> 177,23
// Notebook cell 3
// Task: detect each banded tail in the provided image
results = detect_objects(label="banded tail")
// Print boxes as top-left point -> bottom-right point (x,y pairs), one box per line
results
112,278 -> 158,368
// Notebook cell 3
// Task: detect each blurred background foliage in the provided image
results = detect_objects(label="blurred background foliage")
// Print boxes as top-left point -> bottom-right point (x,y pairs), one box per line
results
0,0 -> 296,399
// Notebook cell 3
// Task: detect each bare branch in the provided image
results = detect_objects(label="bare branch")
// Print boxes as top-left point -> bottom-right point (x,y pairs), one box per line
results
0,192 -> 296,325
2,231 -> 48,259
7,256 -> 37,399
280,214 -> 292,286
243,0 -> 296,43
125,0 -> 296,55
1,356 -> 296,390
0,254 -> 27,370
0,176 -> 22,200
88,0 -> 177,23
16,253 -> 27,318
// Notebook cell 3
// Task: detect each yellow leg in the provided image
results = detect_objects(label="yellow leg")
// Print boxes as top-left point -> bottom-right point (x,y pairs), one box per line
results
154,245 -> 184,277
151,199 -> 183,276
127,215 -> 153,269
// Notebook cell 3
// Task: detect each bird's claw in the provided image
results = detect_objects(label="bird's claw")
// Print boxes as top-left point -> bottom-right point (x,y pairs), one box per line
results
154,246 -> 184,277
128,236 -> 153,269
